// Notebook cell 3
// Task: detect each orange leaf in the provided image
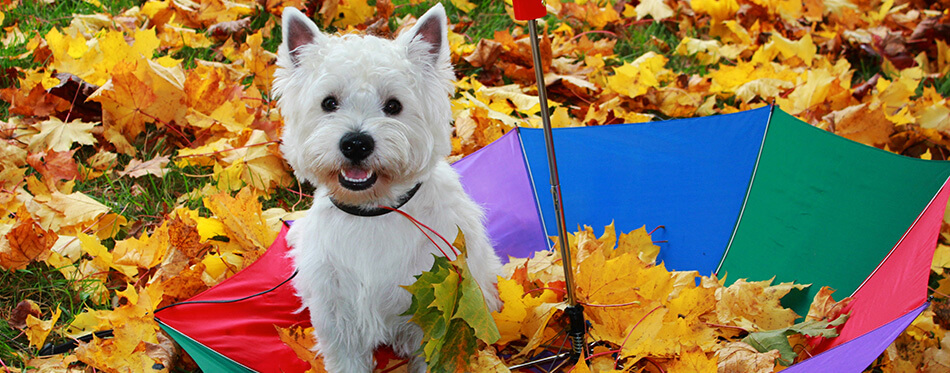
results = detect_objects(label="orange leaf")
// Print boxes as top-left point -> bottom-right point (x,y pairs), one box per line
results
26,149 -> 80,184
806,286 -> 853,322
1,209 -> 58,270
275,325 -> 327,372
90,61 -> 157,145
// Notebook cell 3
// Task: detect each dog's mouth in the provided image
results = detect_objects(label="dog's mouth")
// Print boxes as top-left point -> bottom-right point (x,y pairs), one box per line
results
338,167 -> 378,191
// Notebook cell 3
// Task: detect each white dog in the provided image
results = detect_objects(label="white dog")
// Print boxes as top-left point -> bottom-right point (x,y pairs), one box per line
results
273,4 -> 503,372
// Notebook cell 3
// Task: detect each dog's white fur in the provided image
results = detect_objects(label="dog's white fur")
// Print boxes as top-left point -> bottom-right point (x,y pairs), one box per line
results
273,4 -> 503,372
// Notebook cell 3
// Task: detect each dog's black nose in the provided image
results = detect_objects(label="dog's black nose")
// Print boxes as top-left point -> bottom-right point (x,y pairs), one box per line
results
339,132 -> 375,162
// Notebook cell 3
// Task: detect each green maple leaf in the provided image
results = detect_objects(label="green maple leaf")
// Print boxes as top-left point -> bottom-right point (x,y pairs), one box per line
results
401,228 -> 501,372
743,313 -> 849,366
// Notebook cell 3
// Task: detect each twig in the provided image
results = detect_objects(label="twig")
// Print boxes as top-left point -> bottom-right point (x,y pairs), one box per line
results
929,286 -> 949,299
642,356 -> 666,373
523,287 -> 568,296
570,30 -> 618,42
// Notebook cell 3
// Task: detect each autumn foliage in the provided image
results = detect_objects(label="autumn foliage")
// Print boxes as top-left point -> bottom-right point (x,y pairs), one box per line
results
1,0 -> 950,372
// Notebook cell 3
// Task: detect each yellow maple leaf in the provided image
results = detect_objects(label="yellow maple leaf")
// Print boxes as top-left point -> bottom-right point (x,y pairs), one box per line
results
751,33 -> 817,67
203,187 -> 278,251
735,78 -> 795,103
76,283 -> 164,373
220,130 -> 292,193
752,0 -> 804,21
64,309 -> 108,339
113,220 -> 171,271
690,0 -> 739,24
27,118 -> 96,153
933,244 -> 950,274
45,27 -> 98,83
89,61 -> 157,152
715,278 -> 808,331
667,346 -> 717,372
331,0 -> 375,28
492,277 -> 559,346
450,0 -> 477,13
79,232 -> 138,278
25,307 -> 62,349
40,191 -> 110,233
243,30 -> 278,92
776,67 -> 837,115
612,225 -> 660,264
606,52 -> 669,98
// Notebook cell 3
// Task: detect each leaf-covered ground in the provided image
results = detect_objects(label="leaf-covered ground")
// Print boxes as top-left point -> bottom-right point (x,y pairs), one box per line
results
1,0 -> 949,372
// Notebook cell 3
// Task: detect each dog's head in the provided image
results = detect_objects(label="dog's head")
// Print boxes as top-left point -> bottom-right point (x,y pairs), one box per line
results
274,4 -> 453,206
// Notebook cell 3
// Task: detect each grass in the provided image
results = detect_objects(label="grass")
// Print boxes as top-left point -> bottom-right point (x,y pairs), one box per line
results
0,262 -> 110,370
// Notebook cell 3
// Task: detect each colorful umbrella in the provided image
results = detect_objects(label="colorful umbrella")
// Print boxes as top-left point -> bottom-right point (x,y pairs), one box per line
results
155,106 -> 950,371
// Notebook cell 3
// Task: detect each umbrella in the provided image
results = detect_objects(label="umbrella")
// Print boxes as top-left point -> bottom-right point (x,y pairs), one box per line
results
155,105 -> 950,371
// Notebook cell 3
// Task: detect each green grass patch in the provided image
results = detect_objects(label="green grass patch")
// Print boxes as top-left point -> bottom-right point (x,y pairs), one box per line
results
0,262 -> 111,368
917,73 -> 950,97
613,20 -> 707,75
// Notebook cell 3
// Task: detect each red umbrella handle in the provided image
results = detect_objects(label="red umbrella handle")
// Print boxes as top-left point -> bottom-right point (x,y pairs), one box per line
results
513,0 -> 546,21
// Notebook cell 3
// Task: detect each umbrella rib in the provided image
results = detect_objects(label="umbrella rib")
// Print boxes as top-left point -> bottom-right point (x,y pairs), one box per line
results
155,320 -> 258,372
850,176 -> 950,297
716,104 -> 776,275
516,126 -> 554,250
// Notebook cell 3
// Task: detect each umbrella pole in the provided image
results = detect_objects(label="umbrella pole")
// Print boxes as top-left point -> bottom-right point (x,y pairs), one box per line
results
526,19 -> 587,364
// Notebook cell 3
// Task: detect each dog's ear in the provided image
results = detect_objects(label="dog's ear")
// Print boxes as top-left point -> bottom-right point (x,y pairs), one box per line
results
400,3 -> 450,68
282,7 -> 322,66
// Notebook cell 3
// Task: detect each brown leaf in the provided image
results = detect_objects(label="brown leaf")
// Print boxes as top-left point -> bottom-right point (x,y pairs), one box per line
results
464,39 -> 503,68
10,300 -> 41,329
875,32 -> 916,70
0,83 -> 71,118
827,104 -> 895,148
376,0 -> 394,20
145,329 -> 179,369
717,341 -> 781,373
118,155 -> 170,178
167,217 -> 209,259
207,18 -> 252,37
27,149 -> 80,184
158,262 -> 209,308
46,73 -> 102,122
1,210 -> 58,270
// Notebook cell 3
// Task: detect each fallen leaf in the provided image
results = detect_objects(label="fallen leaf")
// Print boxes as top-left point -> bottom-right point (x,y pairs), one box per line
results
275,325 -> 327,372
25,307 -> 62,349
716,341 -> 781,373
1,209 -> 58,270
119,155 -> 170,178
9,300 -> 42,329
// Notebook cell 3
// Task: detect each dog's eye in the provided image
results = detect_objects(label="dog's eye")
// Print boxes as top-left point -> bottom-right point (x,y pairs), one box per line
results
383,99 -> 402,116
321,96 -> 340,112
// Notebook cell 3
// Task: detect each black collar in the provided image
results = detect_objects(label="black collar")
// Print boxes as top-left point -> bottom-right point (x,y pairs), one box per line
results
330,183 -> 422,217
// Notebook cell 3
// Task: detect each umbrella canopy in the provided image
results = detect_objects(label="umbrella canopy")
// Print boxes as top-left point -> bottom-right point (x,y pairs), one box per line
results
155,106 -> 950,372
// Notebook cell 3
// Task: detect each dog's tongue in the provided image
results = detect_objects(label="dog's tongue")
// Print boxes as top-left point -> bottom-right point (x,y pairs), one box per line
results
343,168 -> 371,181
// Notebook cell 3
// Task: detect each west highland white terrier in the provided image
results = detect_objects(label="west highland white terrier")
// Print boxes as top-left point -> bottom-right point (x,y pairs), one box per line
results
273,4 -> 503,372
